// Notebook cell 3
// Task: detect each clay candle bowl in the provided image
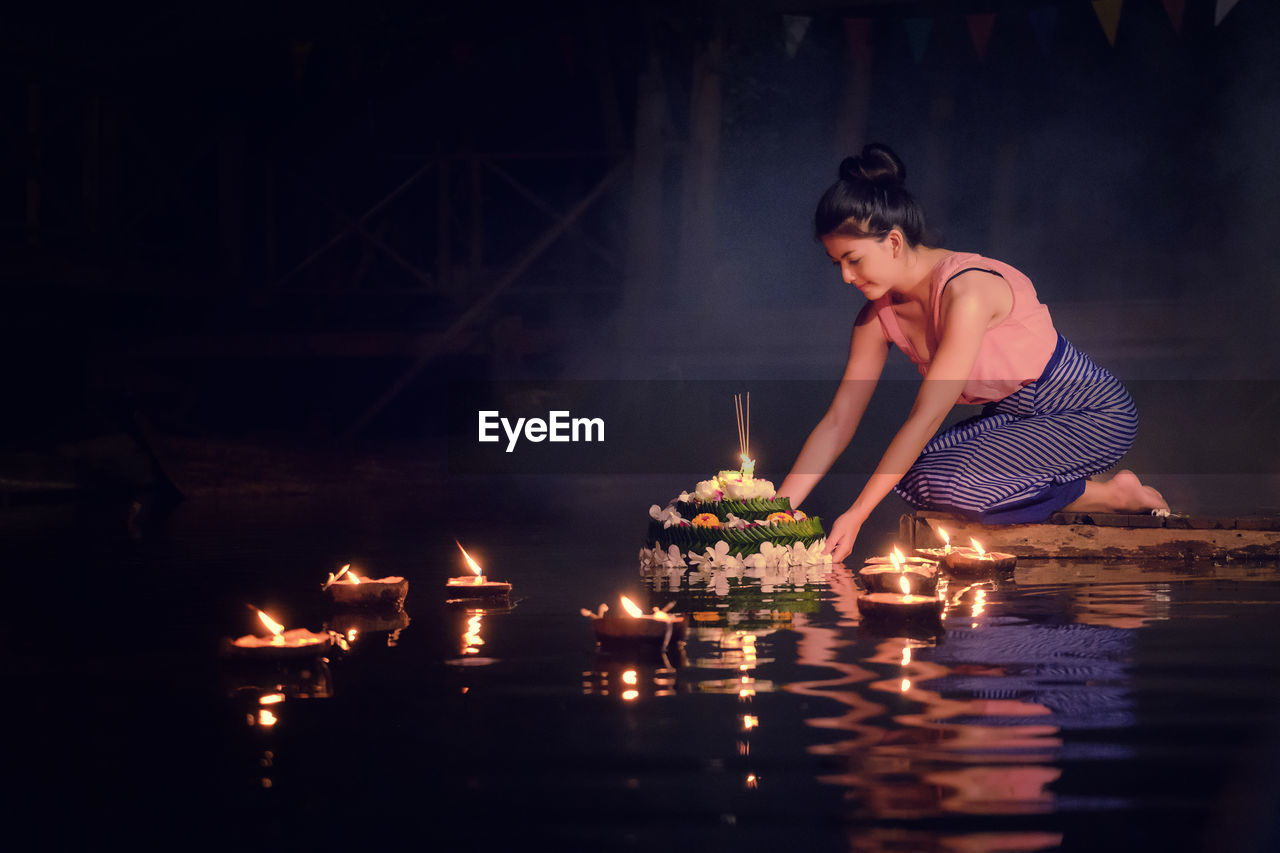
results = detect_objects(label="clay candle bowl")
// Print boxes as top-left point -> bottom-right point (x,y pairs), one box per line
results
323,564 -> 409,610
856,575 -> 944,623
224,609 -> 332,661
583,596 -> 679,651
447,541 -> 513,598
861,548 -> 939,594
941,538 -> 1017,574
865,546 -> 940,574
860,564 -> 939,596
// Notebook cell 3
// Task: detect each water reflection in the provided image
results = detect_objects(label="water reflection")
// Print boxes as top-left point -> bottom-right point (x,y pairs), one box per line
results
644,557 -> 1199,834
445,602 -> 513,667
582,653 -> 680,701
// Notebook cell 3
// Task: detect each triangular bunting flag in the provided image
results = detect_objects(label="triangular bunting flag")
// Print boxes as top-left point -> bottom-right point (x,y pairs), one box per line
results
1216,0 -> 1242,25
1092,0 -> 1124,47
843,18 -> 871,60
966,13 -> 997,60
1028,6 -> 1058,55
1161,0 -> 1186,32
903,18 -> 932,63
783,15 -> 812,58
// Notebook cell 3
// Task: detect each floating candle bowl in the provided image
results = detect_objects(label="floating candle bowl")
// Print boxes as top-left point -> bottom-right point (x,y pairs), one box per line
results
856,591 -> 944,622
859,565 -> 939,596
448,541 -> 513,598
224,610 -> 333,660
323,565 -> 409,610
941,538 -> 1017,574
861,547 -> 939,594
584,596 -> 681,651
856,572 -> 944,624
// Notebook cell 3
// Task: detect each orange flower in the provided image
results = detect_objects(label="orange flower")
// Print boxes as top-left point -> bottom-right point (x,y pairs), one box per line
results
766,511 -> 794,525
692,513 -> 721,528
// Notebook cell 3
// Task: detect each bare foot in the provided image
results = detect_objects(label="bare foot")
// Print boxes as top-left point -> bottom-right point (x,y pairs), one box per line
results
1065,470 -> 1169,514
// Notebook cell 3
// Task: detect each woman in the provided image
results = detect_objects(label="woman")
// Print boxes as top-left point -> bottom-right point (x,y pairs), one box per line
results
776,143 -> 1167,563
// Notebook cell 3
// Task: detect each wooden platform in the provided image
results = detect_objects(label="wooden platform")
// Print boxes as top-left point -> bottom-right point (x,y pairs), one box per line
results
900,510 -> 1280,562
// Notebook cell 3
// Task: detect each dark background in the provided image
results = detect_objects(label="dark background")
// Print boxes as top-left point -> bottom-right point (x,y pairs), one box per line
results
2,0 -> 1277,511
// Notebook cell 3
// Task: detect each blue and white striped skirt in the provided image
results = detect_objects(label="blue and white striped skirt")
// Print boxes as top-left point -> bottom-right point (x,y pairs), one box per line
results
895,335 -> 1137,524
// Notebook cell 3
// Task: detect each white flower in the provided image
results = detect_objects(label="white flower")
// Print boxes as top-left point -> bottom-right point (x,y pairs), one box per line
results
688,546 -> 717,570
694,479 -> 722,502
755,541 -> 786,569
649,503 -> 684,528
661,544 -> 686,569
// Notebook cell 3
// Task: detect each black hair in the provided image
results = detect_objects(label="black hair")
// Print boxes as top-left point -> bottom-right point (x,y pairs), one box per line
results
814,143 -> 929,246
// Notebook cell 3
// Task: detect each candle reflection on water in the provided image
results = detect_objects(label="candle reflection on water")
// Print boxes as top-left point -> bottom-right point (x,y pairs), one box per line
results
581,656 -> 679,700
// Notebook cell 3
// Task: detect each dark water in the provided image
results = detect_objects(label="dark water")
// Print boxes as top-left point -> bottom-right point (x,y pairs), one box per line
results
8,482 -> 1280,851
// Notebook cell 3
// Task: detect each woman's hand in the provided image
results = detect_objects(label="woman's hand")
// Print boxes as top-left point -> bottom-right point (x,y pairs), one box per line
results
823,508 -> 866,564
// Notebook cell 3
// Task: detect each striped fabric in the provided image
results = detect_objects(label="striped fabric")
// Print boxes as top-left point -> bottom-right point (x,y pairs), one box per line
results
895,335 -> 1137,524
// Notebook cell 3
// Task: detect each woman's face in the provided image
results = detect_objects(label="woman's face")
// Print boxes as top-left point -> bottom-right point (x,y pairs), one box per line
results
821,232 -> 901,300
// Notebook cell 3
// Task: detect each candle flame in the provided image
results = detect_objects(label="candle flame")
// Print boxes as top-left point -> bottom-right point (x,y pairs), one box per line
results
899,574 -> 911,595
256,610 -> 285,637
901,645 -> 912,666
455,540 -> 485,577
970,538 -> 987,558
622,670 -> 638,686
620,595 -> 644,618
939,528 -> 950,547
259,693 -> 285,705
889,550 -> 902,571
893,546 -> 906,563
347,570 -> 362,584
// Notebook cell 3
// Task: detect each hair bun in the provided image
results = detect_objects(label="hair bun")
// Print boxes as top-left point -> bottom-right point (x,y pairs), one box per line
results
838,143 -> 906,188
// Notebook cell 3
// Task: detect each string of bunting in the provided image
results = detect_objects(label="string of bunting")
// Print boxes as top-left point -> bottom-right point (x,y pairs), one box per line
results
786,0 -> 1249,64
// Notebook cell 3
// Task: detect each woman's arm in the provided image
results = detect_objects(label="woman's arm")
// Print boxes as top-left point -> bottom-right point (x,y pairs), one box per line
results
823,272 -> 1010,562
777,303 -> 889,509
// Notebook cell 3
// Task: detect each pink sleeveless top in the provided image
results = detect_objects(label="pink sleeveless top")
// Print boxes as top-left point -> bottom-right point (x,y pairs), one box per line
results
873,252 -> 1058,405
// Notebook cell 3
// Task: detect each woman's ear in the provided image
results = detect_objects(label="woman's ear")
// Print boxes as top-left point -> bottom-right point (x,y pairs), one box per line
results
886,227 -> 904,257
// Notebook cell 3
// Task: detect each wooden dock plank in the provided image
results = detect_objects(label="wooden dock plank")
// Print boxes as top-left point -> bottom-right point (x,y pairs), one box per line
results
901,511 -> 1280,562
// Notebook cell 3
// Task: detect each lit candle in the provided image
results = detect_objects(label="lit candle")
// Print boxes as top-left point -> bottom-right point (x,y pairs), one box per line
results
860,548 -> 939,595
914,526 -> 953,559
583,596 -> 681,650
226,608 -> 333,659
941,538 -> 1017,574
865,546 -> 940,574
322,563 -> 409,610
447,541 -> 513,598
856,573 -> 944,623
740,454 -> 755,479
